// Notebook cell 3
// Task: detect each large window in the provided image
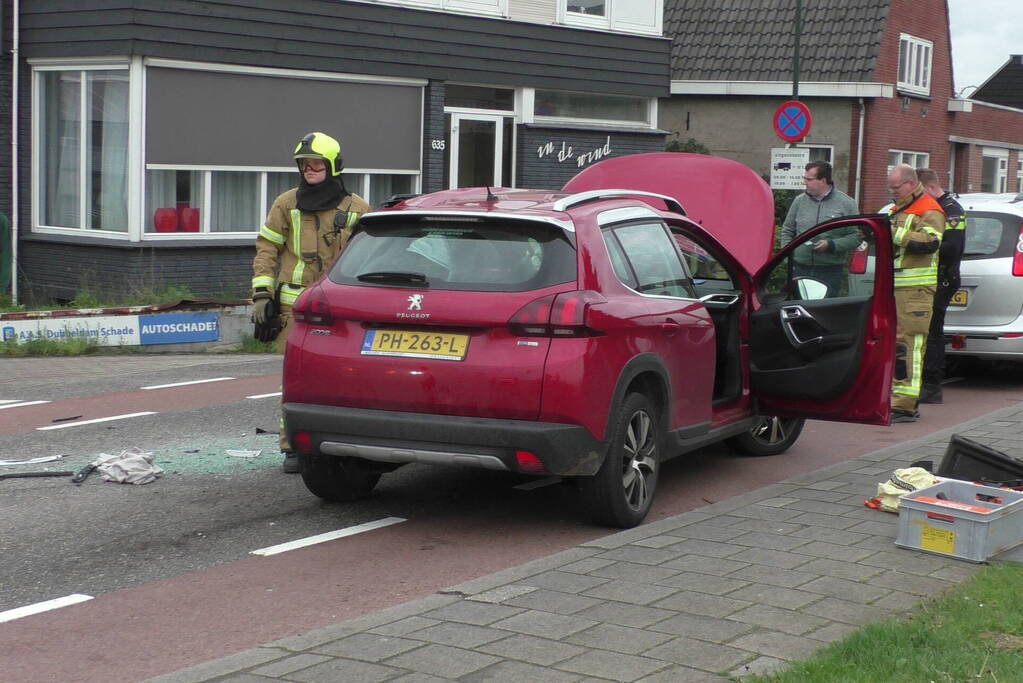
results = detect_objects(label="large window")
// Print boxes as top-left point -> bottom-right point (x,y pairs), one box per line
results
38,68 -> 130,232
534,90 -> 650,125
560,0 -> 662,34
897,33 -> 932,96
145,169 -> 417,234
35,60 -> 423,240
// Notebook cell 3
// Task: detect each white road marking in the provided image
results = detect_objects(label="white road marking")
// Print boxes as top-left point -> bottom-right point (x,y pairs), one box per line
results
0,399 -> 21,404
141,377 -> 235,390
0,400 -> 51,410
246,392 -> 282,399
514,476 -> 563,490
251,517 -> 407,556
0,594 -> 94,623
37,412 -> 157,431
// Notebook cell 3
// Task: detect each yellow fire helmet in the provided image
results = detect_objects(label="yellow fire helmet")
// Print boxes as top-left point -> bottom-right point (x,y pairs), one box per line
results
294,132 -> 343,177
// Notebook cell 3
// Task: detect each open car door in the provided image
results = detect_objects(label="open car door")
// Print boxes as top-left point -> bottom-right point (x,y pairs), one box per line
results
750,215 -> 895,425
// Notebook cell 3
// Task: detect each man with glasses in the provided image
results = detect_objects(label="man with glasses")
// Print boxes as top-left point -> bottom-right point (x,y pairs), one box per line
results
885,164 -> 944,423
252,131 -> 370,471
779,161 -> 860,295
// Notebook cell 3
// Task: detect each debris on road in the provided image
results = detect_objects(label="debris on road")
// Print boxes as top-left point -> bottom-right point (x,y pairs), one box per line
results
0,454 -> 66,466
88,448 -> 164,485
51,415 -> 83,423
225,449 -> 262,458
0,470 -> 75,481
937,434 -> 1023,488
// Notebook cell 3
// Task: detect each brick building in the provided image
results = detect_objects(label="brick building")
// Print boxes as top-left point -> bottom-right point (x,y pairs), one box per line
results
660,0 -> 1023,211
0,0 -> 669,305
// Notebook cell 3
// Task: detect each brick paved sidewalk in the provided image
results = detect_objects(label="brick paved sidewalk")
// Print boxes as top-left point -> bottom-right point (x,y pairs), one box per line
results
148,404 -> 1023,683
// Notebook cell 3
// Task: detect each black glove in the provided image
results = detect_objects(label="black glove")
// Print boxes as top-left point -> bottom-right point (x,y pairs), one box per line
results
252,291 -> 281,343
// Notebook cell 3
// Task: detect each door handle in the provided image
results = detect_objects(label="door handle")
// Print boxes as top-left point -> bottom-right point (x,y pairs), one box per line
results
780,306 -> 824,349
661,320 -> 681,336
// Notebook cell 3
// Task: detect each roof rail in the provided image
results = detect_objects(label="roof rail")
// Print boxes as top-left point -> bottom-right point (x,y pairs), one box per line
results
553,189 -> 686,216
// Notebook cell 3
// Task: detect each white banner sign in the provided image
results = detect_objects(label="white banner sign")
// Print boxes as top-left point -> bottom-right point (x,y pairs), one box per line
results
770,147 -> 811,190
2,316 -> 141,346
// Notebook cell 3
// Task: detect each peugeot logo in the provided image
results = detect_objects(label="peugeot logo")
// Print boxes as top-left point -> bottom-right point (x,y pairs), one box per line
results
407,294 -> 424,311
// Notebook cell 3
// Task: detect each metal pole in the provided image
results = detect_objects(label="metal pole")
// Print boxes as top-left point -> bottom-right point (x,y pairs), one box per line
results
793,0 -> 802,101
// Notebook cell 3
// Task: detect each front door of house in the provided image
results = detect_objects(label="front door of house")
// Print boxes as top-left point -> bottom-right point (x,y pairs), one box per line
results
448,113 -> 504,188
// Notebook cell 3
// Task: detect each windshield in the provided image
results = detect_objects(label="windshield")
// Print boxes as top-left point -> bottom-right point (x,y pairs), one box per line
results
330,219 -> 577,292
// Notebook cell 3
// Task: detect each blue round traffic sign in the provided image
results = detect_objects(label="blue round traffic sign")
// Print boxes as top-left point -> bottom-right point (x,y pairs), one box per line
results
773,100 -> 813,143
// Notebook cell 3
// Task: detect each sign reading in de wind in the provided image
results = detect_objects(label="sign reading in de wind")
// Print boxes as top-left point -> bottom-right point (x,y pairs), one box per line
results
1,312 -> 219,346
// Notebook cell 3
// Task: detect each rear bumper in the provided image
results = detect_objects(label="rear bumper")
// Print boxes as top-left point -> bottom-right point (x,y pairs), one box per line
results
945,320 -> 1023,360
283,402 -> 608,476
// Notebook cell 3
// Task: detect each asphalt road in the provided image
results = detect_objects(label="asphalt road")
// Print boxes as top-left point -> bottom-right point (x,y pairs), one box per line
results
1,354 -> 1022,681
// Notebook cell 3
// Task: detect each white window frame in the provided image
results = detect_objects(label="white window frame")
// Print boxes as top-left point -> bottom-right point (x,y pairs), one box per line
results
143,165 -> 421,240
887,149 -> 930,174
558,0 -> 663,36
525,87 -> 657,130
897,33 -> 932,96
1017,159 -> 1022,191
30,58 -> 140,241
795,144 -> 834,164
982,147 -> 1010,194
367,0 -> 507,17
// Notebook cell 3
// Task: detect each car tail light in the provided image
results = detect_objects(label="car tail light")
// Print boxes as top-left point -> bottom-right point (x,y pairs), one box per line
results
1013,222 -> 1023,276
848,241 -> 869,275
950,334 -> 965,349
293,431 -> 313,453
515,450 -> 547,474
507,290 -> 606,337
292,285 -> 333,326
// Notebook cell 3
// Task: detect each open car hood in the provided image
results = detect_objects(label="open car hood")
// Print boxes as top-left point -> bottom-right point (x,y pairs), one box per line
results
563,152 -> 776,274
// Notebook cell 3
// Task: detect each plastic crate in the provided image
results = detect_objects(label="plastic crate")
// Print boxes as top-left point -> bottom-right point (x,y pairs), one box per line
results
895,480 -> 1023,563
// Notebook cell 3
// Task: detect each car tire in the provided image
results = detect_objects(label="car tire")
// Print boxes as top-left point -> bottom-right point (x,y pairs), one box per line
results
300,454 -> 381,502
727,416 -> 805,456
580,393 -> 661,528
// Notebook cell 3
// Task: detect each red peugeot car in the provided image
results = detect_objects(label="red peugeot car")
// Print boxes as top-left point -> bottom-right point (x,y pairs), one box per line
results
284,153 -> 895,527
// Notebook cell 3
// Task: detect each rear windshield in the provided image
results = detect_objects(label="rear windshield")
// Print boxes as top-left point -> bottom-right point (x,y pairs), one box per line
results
964,211 -> 1022,258
330,219 -> 577,291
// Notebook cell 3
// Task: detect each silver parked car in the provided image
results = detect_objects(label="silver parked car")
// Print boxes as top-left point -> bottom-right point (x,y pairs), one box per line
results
945,192 -> 1023,361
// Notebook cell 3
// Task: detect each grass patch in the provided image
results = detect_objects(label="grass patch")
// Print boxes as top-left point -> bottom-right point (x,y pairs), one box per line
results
750,562 -> 1023,682
238,334 -> 277,353
0,335 -> 104,357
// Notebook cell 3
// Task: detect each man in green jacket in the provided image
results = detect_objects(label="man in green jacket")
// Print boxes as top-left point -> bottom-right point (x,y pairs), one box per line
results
779,161 -> 860,296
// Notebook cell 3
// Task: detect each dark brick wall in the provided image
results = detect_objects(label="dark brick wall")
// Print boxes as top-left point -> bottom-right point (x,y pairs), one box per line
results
18,238 -> 252,306
421,81 -> 446,195
517,126 -> 667,190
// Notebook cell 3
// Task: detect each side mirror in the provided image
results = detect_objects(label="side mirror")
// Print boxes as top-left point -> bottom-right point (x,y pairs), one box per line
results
795,277 -> 829,300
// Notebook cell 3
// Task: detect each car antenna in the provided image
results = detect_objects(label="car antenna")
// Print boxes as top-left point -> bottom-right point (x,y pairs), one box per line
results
485,186 -> 498,202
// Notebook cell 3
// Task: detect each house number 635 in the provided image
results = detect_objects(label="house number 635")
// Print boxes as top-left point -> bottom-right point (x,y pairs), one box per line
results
431,140 -> 446,150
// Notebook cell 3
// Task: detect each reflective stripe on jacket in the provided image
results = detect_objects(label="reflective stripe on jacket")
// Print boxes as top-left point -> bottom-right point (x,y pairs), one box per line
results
252,188 -> 369,302
889,187 -> 944,289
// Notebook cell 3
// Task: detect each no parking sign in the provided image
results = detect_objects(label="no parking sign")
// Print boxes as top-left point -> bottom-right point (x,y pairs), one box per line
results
773,100 -> 813,143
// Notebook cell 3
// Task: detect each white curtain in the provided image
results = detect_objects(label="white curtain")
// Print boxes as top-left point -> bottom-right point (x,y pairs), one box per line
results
43,72 -> 81,227
211,171 -> 258,232
90,72 -> 130,231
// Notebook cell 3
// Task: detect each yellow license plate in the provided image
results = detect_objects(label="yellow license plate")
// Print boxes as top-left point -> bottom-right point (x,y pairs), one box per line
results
950,289 -> 968,306
361,329 -> 469,360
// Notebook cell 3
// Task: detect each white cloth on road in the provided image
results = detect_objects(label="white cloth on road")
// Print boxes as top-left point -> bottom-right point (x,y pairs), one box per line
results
93,448 -> 164,485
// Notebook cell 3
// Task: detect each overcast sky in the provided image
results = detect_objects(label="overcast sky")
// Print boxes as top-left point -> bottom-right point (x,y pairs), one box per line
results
947,0 -> 1022,95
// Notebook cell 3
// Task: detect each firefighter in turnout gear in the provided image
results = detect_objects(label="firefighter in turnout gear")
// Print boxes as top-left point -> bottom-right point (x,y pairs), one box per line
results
252,132 -> 370,471
886,164 -> 944,423
916,168 -> 967,405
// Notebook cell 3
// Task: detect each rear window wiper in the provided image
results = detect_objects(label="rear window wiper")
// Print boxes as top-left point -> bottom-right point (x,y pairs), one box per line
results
356,271 -> 429,286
